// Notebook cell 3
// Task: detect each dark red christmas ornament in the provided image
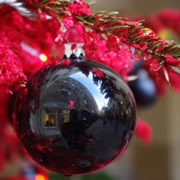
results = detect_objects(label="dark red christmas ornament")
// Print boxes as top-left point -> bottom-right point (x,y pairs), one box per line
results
128,59 -> 157,107
14,44 -> 136,176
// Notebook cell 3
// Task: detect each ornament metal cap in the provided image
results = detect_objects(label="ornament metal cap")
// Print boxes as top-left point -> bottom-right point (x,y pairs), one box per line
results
63,28 -> 85,59
64,43 -> 85,59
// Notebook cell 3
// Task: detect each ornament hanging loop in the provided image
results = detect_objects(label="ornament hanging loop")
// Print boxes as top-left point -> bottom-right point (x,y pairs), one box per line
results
66,28 -> 78,44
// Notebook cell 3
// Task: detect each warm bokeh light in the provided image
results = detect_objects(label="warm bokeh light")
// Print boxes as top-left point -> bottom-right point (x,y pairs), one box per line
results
158,28 -> 173,40
144,27 -> 154,34
35,174 -> 47,180
39,53 -> 48,62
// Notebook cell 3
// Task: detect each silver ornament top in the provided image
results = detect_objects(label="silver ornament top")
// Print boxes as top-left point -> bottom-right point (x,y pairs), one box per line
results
64,43 -> 85,59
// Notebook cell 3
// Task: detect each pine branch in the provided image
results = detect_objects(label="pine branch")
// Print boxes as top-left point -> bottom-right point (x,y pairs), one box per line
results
76,13 -> 180,58
33,0 -> 180,74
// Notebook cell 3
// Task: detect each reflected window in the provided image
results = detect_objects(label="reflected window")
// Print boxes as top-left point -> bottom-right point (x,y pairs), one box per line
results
43,109 -> 56,127
43,108 -> 70,128
58,110 -> 70,124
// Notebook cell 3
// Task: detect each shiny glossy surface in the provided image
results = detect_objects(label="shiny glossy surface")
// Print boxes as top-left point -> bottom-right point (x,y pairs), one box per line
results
129,69 -> 157,107
14,58 -> 136,176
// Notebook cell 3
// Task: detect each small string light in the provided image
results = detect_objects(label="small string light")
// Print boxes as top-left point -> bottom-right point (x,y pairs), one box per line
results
39,54 -> 48,62
35,173 -> 47,180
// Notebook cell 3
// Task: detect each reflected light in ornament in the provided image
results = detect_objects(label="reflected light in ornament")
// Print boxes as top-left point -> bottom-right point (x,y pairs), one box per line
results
70,71 -> 109,111
21,42 -> 48,62
39,54 -> 48,62
35,174 -> 47,180
21,42 -> 39,56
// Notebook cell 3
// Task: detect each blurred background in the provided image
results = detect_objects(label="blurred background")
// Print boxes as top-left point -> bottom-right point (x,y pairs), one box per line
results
0,0 -> 180,179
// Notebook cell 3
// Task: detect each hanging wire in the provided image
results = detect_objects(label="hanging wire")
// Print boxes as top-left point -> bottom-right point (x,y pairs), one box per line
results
66,28 -> 78,44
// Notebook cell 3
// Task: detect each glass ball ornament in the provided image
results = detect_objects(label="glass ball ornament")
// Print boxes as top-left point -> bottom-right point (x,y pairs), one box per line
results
128,57 -> 143,76
129,69 -> 157,107
13,43 -> 137,176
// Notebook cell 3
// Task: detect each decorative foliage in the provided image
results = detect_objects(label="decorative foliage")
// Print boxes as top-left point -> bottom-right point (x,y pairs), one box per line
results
21,0 -> 180,92
0,0 -> 179,93
0,36 -> 26,93
0,1 -> 179,176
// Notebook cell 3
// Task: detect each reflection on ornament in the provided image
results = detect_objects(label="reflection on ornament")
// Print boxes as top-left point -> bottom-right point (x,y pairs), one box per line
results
20,42 -> 48,63
21,42 -> 39,57
14,43 -> 136,176
128,57 -> 158,107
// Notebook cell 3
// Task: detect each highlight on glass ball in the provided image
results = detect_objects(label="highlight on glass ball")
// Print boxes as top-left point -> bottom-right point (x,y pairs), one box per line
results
13,44 -> 137,176
128,58 -> 158,107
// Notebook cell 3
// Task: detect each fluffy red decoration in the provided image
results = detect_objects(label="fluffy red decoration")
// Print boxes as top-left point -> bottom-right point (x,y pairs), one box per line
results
132,9 -> 180,93
135,119 -> 152,145
0,5 -> 134,94
133,8 -> 180,36
158,9 -> 180,36
0,37 -> 25,93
